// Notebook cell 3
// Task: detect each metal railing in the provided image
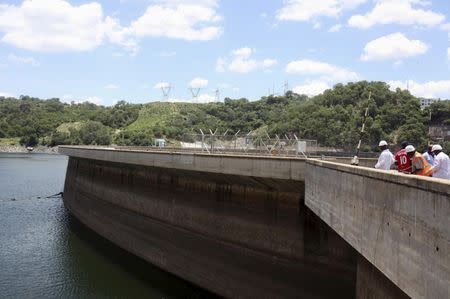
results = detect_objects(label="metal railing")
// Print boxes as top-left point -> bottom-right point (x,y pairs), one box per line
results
177,133 -> 317,157
114,132 -> 318,157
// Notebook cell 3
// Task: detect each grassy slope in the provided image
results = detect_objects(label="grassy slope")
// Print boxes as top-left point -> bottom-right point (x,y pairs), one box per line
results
0,138 -> 20,146
56,122 -> 83,133
126,102 -> 184,131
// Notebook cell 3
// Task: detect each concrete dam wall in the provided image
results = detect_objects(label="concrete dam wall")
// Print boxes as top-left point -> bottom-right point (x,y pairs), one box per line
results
306,160 -> 450,299
61,147 -> 358,298
60,146 -> 448,298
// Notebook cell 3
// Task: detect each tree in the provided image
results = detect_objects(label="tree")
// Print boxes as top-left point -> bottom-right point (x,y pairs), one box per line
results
0,82 -> 447,150
19,134 -> 38,147
78,121 -> 111,145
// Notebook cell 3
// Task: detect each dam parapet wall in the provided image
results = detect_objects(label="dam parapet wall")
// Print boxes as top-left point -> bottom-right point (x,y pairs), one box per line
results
59,146 -> 306,181
306,159 -> 450,299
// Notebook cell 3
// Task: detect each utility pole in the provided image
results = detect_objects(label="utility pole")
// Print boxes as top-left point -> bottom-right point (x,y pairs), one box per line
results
351,91 -> 372,166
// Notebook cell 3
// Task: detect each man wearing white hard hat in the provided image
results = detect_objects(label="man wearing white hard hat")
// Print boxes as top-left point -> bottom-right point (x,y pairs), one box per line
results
405,145 -> 433,176
431,144 -> 449,179
375,140 -> 394,170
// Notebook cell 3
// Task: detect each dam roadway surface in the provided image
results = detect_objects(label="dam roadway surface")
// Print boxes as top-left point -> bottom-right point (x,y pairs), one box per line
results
59,146 -> 449,299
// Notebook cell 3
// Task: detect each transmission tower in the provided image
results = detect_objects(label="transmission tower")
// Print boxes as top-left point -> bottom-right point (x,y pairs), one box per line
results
190,87 -> 201,99
161,84 -> 171,100
215,88 -> 220,102
283,81 -> 289,94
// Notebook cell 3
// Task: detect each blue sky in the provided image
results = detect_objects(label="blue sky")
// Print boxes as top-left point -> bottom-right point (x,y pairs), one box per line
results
0,0 -> 449,105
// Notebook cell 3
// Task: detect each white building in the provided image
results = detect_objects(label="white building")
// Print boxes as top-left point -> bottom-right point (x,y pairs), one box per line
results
420,98 -> 440,109
154,138 -> 166,147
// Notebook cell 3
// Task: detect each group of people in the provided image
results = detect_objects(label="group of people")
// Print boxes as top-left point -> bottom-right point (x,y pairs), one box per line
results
375,140 -> 450,180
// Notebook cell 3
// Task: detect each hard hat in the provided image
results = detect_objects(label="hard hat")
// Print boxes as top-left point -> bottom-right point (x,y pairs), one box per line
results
378,140 -> 388,146
432,144 -> 443,152
405,145 -> 415,153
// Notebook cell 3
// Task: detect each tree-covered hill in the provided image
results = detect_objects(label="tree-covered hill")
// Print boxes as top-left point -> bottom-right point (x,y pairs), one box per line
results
1,81 -> 449,151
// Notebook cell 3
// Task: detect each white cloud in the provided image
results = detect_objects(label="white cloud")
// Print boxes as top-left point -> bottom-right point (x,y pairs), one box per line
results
277,0 -> 367,22
104,84 -> 119,89
0,0 -> 222,54
166,93 -> 217,103
194,93 -> 217,103
220,47 -> 277,73
0,0 -> 111,52
287,60 -> 357,96
7,53 -> 39,66
162,97 -> 183,102
292,80 -> 330,96
231,47 -> 252,58
447,48 -> 450,61
228,57 -> 258,73
348,0 -> 445,29
153,82 -> 171,89
103,16 -> 139,55
127,1 -> 222,41
285,59 -> 359,82
61,94 -> 103,105
85,96 -> 103,105
361,32 -> 428,61
328,24 -> 343,32
262,59 -> 277,68
388,80 -> 450,98
189,77 -> 208,88
0,91 -> 14,98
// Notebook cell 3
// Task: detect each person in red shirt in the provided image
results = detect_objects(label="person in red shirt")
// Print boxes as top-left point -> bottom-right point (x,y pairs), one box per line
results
395,141 -> 412,173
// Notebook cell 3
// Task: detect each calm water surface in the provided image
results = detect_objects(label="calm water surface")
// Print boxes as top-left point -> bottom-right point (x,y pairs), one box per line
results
0,153 -> 213,299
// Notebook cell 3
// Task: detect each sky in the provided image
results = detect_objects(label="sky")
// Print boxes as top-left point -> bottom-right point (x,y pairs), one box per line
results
0,0 -> 449,106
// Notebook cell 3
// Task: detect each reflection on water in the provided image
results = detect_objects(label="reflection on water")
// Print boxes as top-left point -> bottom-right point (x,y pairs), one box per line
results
0,153 -> 214,299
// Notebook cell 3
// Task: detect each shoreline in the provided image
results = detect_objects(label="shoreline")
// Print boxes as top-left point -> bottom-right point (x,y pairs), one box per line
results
0,145 -> 59,154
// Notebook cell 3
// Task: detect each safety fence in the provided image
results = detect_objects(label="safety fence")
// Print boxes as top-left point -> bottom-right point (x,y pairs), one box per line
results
117,133 -> 318,157
177,133 -> 317,156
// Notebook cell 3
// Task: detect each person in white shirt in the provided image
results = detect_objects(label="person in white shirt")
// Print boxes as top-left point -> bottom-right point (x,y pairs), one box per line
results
431,144 -> 449,179
422,145 -> 434,166
375,140 -> 394,170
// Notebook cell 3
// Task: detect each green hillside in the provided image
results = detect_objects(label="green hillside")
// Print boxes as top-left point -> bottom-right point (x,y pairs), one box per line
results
1,81 -> 449,151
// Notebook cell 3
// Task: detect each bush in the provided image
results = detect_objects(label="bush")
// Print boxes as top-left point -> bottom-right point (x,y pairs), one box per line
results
114,129 -> 153,146
78,121 -> 111,145
19,134 -> 38,147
